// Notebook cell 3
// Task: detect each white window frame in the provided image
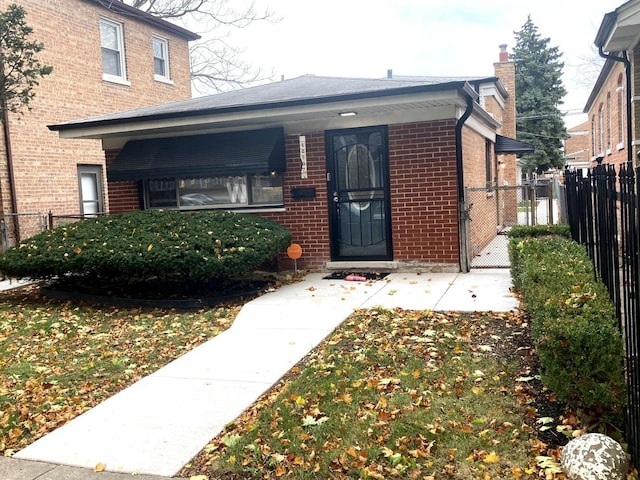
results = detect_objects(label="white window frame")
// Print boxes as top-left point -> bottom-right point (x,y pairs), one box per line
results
100,17 -> 129,85
598,104 -> 605,157
152,35 -> 172,84
617,78 -> 625,150
78,165 -> 105,216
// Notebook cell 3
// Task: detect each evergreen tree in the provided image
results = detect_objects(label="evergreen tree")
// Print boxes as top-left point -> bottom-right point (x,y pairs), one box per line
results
512,16 -> 568,174
0,4 -> 52,118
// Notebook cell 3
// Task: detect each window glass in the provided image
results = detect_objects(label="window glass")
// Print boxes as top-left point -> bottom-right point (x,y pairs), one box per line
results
251,174 -> 284,205
153,36 -> 169,79
78,165 -> 104,215
618,76 -> 624,146
485,140 -> 493,189
146,174 -> 284,209
100,19 -> 126,81
148,179 -> 177,208
179,176 -> 248,207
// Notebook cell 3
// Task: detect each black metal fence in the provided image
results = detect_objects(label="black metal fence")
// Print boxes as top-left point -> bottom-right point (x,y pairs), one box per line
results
564,162 -> 640,463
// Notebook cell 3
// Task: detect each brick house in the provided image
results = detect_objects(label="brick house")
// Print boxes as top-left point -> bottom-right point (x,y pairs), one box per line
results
49,48 -> 532,273
564,120 -> 591,171
583,59 -> 628,168
0,0 -> 198,246
591,0 -> 640,169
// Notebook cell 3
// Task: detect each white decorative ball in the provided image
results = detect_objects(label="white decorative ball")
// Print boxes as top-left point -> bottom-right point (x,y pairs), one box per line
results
560,433 -> 628,480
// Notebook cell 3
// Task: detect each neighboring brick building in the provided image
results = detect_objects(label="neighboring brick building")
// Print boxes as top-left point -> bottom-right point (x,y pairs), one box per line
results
50,48 -> 530,273
0,0 -> 198,246
564,121 -> 591,171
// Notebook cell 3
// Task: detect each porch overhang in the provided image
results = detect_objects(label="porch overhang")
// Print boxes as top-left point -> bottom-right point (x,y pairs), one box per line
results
595,0 -> 640,52
494,135 -> 535,155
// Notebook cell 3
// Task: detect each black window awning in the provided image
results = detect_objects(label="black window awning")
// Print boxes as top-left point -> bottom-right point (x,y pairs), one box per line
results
107,127 -> 286,182
495,134 -> 535,155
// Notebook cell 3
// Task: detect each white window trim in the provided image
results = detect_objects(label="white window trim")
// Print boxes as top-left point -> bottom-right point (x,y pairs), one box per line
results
152,35 -> 173,84
78,165 -> 105,216
100,17 -> 130,85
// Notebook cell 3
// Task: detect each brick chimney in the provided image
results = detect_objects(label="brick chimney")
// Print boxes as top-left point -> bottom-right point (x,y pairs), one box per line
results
498,43 -> 509,62
494,44 -> 515,139
494,44 -> 517,184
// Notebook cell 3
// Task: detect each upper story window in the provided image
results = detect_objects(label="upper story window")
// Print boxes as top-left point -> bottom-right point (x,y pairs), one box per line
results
606,93 -> 611,154
100,18 -> 129,85
591,115 -> 596,159
598,104 -> 605,156
617,74 -> 625,149
152,35 -> 171,83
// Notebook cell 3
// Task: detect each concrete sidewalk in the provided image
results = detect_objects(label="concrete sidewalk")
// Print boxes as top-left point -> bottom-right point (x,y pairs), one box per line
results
6,270 -> 519,479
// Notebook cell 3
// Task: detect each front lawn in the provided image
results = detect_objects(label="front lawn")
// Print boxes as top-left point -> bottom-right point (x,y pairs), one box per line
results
180,308 -> 571,479
0,285 -> 239,455
0,284 -> 590,478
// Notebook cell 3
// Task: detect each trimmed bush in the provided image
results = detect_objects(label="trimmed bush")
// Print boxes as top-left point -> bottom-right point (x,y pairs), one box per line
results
0,210 -> 292,282
508,228 -> 626,418
508,223 -> 571,240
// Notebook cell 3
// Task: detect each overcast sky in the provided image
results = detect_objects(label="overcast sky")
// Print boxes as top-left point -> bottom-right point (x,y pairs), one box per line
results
209,0 -> 624,127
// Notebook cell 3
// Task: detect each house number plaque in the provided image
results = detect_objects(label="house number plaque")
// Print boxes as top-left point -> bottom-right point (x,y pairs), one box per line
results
299,135 -> 308,179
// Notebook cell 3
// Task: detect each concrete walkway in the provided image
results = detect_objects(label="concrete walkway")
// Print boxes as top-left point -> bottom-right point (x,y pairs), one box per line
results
6,270 -> 519,479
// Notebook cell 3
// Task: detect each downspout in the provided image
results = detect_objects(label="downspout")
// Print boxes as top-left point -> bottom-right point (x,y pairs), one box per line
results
455,88 -> 475,273
599,46 -> 632,165
1,108 -> 18,243
0,45 -> 19,244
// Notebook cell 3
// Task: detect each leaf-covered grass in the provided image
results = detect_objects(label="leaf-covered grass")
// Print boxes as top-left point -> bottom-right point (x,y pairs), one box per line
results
181,308 -> 553,479
0,285 -> 240,455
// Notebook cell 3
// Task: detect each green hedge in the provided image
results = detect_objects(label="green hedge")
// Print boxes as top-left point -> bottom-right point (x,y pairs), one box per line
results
0,210 -> 292,282
508,227 -> 625,417
507,223 -> 571,240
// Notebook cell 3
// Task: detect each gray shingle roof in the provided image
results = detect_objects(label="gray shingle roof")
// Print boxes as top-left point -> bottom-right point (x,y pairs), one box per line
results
50,74 -> 490,130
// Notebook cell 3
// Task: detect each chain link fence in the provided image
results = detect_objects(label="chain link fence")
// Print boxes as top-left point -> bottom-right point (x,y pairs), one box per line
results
465,180 -> 560,268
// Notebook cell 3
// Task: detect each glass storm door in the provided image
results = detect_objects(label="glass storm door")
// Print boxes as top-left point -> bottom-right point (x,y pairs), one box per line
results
326,126 -> 392,260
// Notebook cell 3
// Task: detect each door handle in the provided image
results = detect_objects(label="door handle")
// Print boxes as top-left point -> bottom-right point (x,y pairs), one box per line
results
332,192 -> 339,203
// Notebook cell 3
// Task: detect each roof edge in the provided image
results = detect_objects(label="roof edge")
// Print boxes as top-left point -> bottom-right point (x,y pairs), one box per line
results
583,57 -> 619,113
88,0 -> 200,41
49,80 -> 478,132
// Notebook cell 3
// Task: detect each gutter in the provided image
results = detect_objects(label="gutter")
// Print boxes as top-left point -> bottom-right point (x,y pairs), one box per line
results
455,87 -> 475,273
594,8 -> 633,165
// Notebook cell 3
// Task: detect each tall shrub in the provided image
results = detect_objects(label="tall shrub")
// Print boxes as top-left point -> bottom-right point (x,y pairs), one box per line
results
508,231 -> 625,419
0,210 -> 292,282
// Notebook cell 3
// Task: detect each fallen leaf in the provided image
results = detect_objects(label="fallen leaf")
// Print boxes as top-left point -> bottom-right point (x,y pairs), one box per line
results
93,462 -> 106,472
483,452 -> 500,463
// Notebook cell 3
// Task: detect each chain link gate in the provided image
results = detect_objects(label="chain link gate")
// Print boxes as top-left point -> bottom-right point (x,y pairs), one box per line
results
464,181 -> 559,268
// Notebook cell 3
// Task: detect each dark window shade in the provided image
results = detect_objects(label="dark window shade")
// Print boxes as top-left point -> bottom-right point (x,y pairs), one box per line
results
108,127 -> 286,182
494,134 -> 535,155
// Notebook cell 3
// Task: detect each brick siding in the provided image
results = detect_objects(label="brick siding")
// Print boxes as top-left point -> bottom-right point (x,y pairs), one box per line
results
587,59 -> 628,169
0,0 -> 193,238
107,121 -> 464,272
